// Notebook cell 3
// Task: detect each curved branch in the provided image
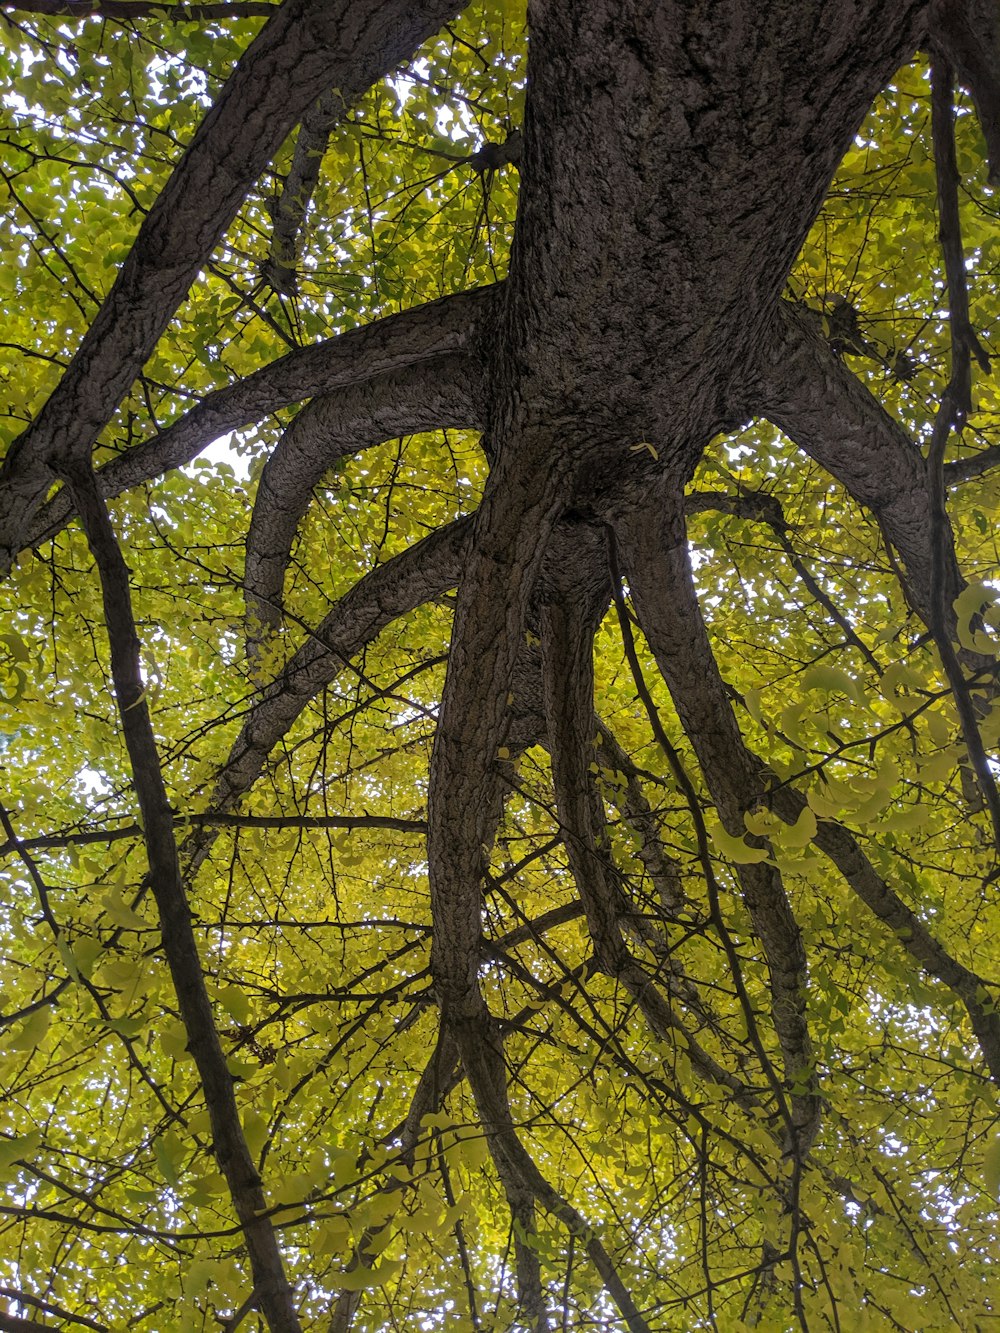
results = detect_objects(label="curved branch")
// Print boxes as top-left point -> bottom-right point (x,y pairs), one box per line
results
245,351 -> 482,640
457,1013 -> 652,1333
10,287 -> 494,573
0,0 -> 466,562
758,299 -> 998,816
216,514 -> 472,812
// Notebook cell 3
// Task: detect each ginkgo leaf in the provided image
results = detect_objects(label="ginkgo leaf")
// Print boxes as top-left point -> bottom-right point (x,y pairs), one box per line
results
100,889 -> 149,932
5,1007 -> 50,1052
709,823 -> 771,865
0,1130 -> 42,1179
336,1259 -> 403,1292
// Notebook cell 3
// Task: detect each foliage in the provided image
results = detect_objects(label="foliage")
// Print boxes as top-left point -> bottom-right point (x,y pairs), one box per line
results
1,3 -> 1000,1331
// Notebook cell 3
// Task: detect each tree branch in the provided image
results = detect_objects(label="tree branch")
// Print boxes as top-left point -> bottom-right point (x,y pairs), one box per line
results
931,0 -> 1000,186
6,285 -> 494,576
615,485 -> 821,1155
768,783 -> 1000,1083
0,811 -> 425,857
245,350 -> 482,642
264,88 -> 347,297
926,51 -> 1000,850
0,0 -> 465,561
216,514 -> 471,815
622,483 -> 1000,1089
758,300 -> 954,626
62,461 -> 301,1332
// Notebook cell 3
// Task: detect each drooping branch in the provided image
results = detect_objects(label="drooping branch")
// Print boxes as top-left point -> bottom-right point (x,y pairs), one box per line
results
6,286 -> 494,575
616,484 -> 821,1155
62,462 -> 301,1333
623,485 -> 1000,1089
428,454 -> 572,1019
0,0 -> 466,559
245,351 -> 482,641
422,462 -> 565,1325
539,549 -> 757,1106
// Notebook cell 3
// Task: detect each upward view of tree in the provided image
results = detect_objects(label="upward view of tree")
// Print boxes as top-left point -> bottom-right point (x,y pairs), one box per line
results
3,0 -> 1000,1328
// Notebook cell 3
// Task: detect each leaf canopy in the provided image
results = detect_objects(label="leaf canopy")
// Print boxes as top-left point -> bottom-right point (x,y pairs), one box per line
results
1,3 -> 1000,1331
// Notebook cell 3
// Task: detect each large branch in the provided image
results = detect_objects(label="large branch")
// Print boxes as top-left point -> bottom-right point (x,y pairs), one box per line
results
215,515 -> 471,811
7,287 -> 493,575
757,301 -> 954,624
427,449 -> 573,1018
757,298 -> 997,811
617,484 -> 821,1153
931,0 -> 1000,185
245,351 -> 482,640
0,0 -> 465,561
622,483 -> 1000,1088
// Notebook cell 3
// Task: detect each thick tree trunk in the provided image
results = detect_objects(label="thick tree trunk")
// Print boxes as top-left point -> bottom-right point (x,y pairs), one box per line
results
16,0 -> 992,1325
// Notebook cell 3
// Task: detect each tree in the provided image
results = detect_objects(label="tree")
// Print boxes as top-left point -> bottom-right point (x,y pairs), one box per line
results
1,0 -> 1000,1327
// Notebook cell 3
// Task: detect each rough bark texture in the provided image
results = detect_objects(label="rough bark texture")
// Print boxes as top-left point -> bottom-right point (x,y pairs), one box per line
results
0,0 -> 462,561
13,0 -> 1000,1326
244,351 -> 481,640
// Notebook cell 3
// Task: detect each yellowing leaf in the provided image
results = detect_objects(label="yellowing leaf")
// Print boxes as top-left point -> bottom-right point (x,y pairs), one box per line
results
983,1134 -> 1000,1196
336,1258 -> 403,1292
160,1020 -> 191,1061
800,663 -> 865,706
709,823 -> 770,864
5,1007 -> 50,1053
101,888 -> 149,932
777,804 -> 817,848
153,1131 -> 186,1187
0,1130 -> 42,1179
